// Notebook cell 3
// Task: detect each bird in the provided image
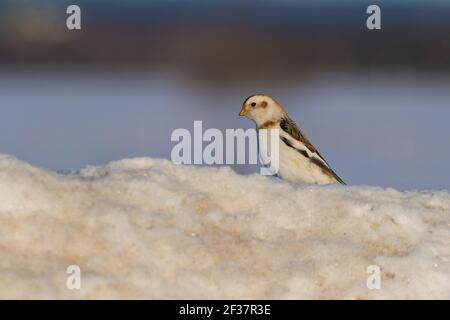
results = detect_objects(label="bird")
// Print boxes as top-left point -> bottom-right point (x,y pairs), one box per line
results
239,94 -> 345,185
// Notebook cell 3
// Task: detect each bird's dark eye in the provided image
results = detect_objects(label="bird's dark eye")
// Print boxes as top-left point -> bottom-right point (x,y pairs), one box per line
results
251,102 -> 256,107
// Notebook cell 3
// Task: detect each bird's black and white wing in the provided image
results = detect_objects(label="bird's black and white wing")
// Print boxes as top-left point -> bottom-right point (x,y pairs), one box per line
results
279,116 -> 345,185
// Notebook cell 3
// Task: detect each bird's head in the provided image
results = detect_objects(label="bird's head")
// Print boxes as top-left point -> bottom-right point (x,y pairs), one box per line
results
239,94 -> 286,127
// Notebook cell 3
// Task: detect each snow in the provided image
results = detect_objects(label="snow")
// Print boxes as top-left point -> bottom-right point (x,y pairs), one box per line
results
0,153 -> 449,299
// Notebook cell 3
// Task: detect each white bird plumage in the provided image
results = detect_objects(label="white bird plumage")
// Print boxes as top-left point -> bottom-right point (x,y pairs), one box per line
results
239,94 -> 345,185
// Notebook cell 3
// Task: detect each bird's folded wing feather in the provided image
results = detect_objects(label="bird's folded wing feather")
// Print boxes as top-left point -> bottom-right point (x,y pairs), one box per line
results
279,116 -> 346,185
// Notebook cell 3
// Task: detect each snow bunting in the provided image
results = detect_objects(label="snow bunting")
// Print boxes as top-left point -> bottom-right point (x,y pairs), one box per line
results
239,94 -> 345,185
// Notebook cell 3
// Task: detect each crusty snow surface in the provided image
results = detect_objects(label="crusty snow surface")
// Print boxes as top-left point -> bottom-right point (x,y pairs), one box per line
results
0,154 -> 449,299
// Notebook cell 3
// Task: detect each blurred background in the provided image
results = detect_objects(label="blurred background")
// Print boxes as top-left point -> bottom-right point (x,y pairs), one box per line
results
1,0 -> 450,190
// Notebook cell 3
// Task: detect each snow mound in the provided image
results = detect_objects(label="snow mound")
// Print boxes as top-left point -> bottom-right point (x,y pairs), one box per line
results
0,154 -> 449,299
